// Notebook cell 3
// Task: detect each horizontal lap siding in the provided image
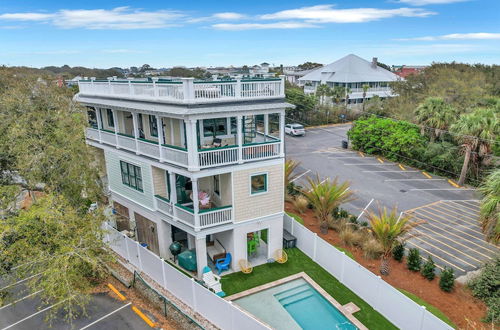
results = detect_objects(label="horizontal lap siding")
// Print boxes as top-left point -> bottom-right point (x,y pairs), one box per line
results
105,150 -> 155,210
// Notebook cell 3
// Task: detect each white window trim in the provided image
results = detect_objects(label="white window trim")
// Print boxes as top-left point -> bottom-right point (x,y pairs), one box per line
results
249,171 -> 269,196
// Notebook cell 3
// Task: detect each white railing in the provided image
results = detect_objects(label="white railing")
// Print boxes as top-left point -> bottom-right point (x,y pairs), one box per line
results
199,207 -> 232,228
283,215 -> 454,330
78,77 -> 285,104
86,127 -> 100,140
155,195 -> 173,216
349,87 -> 392,93
198,147 -> 239,168
242,142 -> 280,161
103,223 -> 270,330
117,134 -> 137,151
174,204 -> 196,227
137,139 -> 160,158
161,145 -> 188,166
100,130 -> 116,145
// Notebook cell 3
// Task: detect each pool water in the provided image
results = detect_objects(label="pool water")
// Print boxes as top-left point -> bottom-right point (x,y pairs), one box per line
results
233,278 -> 358,330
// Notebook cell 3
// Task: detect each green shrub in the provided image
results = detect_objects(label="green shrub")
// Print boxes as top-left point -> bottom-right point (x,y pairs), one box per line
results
407,248 -> 421,271
439,267 -> 455,292
421,256 -> 436,281
468,256 -> 500,323
392,242 -> 405,262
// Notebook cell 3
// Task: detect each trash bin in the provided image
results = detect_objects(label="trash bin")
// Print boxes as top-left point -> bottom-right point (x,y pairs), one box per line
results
342,140 -> 348,149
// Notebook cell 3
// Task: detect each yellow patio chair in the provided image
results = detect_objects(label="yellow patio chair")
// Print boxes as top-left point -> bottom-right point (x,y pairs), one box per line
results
239,259 -> 253,274
274,249 -> 288,264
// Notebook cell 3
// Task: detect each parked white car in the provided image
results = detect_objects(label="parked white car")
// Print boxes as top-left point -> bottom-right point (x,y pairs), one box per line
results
285,124 -> 306,136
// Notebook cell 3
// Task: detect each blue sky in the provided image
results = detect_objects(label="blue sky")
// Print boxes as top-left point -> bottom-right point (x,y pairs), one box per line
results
0,0 -> 499,68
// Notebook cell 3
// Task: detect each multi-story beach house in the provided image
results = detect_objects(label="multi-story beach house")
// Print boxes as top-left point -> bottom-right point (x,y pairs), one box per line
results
75,76 -> 289,278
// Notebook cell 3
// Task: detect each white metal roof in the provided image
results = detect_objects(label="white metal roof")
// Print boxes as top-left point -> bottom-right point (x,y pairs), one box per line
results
298,54 -> 400,83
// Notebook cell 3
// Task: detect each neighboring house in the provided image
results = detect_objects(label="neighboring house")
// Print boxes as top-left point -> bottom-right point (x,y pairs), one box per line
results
283,67 -> 316,85
75,76 -> 289,278
249,63 -> 273,78
299,54 -> 401,105
392,65 -> 426,78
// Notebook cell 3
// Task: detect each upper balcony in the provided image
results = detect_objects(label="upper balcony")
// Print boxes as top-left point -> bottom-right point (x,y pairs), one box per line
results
77,76 -> 285,105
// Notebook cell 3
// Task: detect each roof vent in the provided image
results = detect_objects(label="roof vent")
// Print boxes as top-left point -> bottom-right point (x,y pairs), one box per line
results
372,57 -> 378,69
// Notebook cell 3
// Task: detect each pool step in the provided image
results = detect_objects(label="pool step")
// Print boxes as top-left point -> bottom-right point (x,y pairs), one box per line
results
275,284 -> 315,307
274,283 -> 310,301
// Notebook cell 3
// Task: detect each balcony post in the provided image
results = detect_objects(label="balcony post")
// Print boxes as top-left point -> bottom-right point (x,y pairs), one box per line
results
235,78 -> 242,99
237,115 -> 243,164
279,75 -> 286,96
128,78 -> 133,95
264,113 -> 269,142
132,112 -> 140,154
185,119 -> 199,171
156,115 -> 164,162
279,112 -> 285,157
192,179 -> 200,231
152,77 -> 159,98
181,78 -> 195,103
108,78 -> 113,95
95,107 -> 103,143
169,172 -> 178,217
111,109 -> 119,147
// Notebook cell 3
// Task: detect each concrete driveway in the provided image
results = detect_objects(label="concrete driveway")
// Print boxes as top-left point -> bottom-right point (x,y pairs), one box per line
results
0,273 -> 152,330
285,124 -> 499,276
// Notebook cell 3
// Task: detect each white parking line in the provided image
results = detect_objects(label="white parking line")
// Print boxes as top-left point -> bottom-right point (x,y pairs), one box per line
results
362,170 -> 419,173
291,169 -> 311,183
409,188 -> 476,191
0,290 -> 43,311
0,273 -> 43,291
1,299 -> 67,330
343,163 -> 397,166
384,179 -> 447,182
79,302 -> 132,330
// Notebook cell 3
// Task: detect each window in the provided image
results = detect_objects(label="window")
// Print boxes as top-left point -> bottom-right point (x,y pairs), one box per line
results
149,115 -> 158,137
120,161 -> 143,192
230,117 -> 237,134
250,173 -> 267,195
214,175 -> 220,196
203,118 -> 227,137
106,109 -> 114,128
87,107 -> 97,128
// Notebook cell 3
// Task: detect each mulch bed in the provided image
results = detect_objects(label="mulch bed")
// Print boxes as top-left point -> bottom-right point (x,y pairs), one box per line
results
285,202 -> 489,329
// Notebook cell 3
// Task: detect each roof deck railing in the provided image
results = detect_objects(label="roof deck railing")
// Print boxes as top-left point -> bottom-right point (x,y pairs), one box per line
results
77,76 -> 285,104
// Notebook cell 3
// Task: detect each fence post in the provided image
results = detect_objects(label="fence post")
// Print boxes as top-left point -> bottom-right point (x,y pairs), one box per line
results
191,278 -> 198,312
291,216 -> 295,235
137,242 -> 143,271
375,275 -> 383,312
229,301 -> 236,330
161,259 -> 168,289
340,252 -> 346,282
313,233 -> 318,261
419,305 -> 427,330
124,235 -> 131,261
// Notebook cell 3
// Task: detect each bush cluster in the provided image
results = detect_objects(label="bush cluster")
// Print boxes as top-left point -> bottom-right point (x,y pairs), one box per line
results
468,256 -> 500,323
407,248 -> 422,271
439,267 -> 455,292
392,242 -> 405,262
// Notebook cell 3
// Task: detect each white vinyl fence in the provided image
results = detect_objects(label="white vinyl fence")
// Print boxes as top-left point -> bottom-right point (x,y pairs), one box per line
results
283,214 -> 453,330
103,223 -> 270,330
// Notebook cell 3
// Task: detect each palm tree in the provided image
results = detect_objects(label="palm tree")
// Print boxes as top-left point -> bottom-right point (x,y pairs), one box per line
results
479,169 -> 500,243
284,159 -> 301,199
362,84 -> 370,111
365,207 -> 422,275
451,107 -> 498,186
414,97 -> 457,142
315,84 -> 331,106
302,175 -> 355,233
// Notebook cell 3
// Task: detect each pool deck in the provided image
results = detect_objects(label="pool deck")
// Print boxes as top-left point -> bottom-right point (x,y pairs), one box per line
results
226,272 -> 368,330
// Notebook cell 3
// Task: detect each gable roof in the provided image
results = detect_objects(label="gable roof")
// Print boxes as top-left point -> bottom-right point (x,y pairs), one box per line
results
299,54 -> 400,83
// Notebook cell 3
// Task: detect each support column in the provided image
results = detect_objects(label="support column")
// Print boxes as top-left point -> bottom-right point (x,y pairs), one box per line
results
264,113 -> 269,142
111,109 -> 119,146
195,235 -> 207,278
95,108 -> 103,142
169,172 -> 178,219
156,220 -> 172,260
192,179 -> 200,230
156,115 -> 164,162
279,112 -> 285,157
187,234 -> 196,249
185,119 -> 199,171
132,112 -> 140,154
237,115 -> 243,164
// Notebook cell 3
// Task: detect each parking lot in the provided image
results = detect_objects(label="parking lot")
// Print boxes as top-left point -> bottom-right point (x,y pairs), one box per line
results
285,124 -> 499,276
0,273 -> 152,330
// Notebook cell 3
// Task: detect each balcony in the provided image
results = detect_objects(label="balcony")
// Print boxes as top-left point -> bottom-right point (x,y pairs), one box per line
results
78,77 -> 285,104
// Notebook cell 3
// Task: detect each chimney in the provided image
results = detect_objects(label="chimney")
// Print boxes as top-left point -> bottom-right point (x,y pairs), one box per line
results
372,57 -> 378,69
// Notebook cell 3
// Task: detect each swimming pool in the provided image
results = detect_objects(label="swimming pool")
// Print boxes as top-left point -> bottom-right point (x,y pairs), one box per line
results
231,275 -> 361,330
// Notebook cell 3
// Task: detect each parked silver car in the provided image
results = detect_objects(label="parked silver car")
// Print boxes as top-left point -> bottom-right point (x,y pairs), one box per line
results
285,124 -> 306,136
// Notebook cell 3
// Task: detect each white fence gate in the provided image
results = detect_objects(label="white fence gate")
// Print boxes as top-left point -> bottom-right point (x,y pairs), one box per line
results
283,214 -> 453,330
103,223 -> 270,330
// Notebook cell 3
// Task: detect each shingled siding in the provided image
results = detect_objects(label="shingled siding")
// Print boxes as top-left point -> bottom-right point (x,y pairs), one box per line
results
233,163 -> 284,222
105,150 -> 155,210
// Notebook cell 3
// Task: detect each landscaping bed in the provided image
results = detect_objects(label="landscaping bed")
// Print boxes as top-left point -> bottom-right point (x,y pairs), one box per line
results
285,202 -> 488,329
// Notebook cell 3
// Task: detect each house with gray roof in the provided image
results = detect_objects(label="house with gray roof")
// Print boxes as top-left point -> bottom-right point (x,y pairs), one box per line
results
299,54 -> 401,105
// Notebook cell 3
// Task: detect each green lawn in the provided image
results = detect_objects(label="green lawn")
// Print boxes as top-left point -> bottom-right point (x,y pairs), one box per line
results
398,289 -> 457,329
221,248 -> 397,330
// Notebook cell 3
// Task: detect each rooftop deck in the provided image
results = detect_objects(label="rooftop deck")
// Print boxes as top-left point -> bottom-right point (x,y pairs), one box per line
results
77,76 -> 285,104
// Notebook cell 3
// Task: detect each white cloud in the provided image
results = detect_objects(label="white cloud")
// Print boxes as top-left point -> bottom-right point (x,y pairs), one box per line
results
260,5 -> 435,23
212,12 -> 246,20
398,32 -> 500,41
212,22 -> 319,31
396,0 -> 467,6
0,7 -> 184,29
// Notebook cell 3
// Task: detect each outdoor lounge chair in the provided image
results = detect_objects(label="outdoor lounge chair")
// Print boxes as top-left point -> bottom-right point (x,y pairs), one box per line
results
274,249 -> 288,264
215,252 -> 231,275
238,259 -> 253,274
202,267 -> 225,297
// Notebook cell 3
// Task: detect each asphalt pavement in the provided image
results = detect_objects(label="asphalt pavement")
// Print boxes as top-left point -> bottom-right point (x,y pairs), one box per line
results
285,124 -> 499,276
